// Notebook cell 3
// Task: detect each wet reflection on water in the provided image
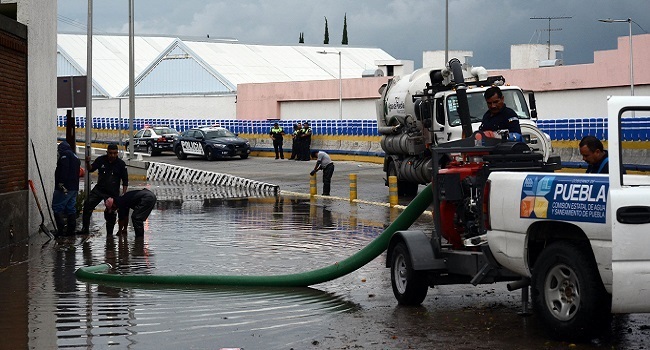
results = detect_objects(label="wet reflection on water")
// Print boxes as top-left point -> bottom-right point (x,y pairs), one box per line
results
1,181 -> 427,349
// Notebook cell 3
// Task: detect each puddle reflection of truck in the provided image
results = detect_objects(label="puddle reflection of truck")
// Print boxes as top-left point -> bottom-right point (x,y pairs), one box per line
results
385,59 -> 650,340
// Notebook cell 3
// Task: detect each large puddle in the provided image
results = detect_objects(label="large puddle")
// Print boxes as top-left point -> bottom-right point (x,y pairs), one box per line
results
0,181 -> 430,349
2,181 -> 650,349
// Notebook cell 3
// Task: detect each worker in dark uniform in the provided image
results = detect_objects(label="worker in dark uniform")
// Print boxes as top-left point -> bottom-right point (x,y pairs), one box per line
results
310,150 -> 335,195
52,141 -> 81,237
80,144 -> 129,235
289,123 -> 301,160
269,122 -> 285,159
105,188 -> 157,237
300,122 -> 312,161
479,86 -> 522,141
579,135 -> 611,174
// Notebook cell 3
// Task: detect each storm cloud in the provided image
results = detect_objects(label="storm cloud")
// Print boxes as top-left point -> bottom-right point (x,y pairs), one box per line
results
58,0 -> 648,69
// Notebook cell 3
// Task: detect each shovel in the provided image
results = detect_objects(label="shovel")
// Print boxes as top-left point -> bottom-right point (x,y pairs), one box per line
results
28,180 -> 55,239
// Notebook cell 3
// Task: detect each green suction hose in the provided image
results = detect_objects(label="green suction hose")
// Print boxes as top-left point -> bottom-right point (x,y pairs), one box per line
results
75,184 -> 433,287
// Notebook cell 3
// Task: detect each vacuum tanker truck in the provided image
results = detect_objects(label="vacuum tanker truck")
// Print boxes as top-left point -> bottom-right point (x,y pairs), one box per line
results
376,59 -> 556,196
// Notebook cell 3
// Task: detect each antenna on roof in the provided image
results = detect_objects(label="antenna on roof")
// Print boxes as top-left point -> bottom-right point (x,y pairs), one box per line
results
530,16 -> 572,59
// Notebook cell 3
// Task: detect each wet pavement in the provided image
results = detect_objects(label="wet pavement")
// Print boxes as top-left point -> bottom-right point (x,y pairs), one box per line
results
2,156 -> 650,349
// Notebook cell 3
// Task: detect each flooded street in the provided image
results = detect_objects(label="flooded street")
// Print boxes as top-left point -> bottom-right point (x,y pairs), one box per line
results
2,180 -> 650,349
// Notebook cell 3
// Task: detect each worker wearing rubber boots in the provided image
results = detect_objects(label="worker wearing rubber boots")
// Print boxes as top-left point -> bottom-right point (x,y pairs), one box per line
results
80,144 -> 129,235
105,188 -> 157,237
52,141 -> 81,237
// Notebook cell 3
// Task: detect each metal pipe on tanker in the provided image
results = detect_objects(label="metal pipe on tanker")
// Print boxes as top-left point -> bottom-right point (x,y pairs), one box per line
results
448,58 -> 473,139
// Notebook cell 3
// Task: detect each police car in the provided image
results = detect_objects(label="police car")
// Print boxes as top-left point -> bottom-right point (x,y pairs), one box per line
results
173,126 -> 251,160
125,126 -> 179,156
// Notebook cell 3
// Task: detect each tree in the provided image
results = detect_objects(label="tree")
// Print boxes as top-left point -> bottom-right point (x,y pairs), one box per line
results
324,17 -> 329,44
341,13 -> 348,45
299,32 -> 304,44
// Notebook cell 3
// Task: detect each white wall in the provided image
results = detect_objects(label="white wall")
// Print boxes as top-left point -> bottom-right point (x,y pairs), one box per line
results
534,86 -> 649,119
511,44 -> 563,69
17,0 -> 58,347
280,99 -> 377,120
59,95 -> 237,120
19,0 -> 57,235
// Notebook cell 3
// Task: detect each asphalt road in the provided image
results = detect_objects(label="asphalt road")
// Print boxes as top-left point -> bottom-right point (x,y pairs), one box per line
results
144,152 -> 415,205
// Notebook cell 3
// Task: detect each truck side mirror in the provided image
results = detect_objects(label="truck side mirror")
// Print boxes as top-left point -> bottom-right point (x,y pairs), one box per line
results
526,90 -> 538,120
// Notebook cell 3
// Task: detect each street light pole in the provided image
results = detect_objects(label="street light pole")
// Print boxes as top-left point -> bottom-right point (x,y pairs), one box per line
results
84,0 -> 93,201
337,51 -> 342,121
599,18 -> 634,96
317,50 -> 342,120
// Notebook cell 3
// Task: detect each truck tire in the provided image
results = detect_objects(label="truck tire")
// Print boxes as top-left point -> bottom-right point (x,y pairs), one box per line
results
387,161 -> 418,197
175,146 -> 187,160
390,242 -> 428,305
531,241 -> 611,340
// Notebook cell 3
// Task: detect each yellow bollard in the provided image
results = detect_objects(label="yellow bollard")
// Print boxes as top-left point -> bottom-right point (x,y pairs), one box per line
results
310,173 -> 317,196
388,175 -> 398,206
349,173 -> 357,201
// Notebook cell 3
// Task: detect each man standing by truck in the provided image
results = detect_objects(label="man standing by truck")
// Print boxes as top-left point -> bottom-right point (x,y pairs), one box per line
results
479,86 -> 522,140
579,135 -> 610,174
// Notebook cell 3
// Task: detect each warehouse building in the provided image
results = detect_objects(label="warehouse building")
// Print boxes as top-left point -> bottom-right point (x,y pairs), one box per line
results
57,33 -> 397,120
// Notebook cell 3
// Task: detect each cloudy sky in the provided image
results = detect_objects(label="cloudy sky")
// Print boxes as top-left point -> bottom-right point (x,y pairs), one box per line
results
58,0 -> 649,69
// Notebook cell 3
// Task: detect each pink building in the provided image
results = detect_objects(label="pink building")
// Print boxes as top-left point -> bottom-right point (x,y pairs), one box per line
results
237,34 -> 650,120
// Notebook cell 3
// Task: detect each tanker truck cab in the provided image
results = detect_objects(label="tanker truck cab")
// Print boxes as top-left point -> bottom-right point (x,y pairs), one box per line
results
378,59 -> 554,197
431,86 -> 537,145
386,95 -> 650,340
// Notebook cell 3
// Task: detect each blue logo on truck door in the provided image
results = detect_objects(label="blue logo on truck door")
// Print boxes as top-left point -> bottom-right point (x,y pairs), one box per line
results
520,175 -> 609,223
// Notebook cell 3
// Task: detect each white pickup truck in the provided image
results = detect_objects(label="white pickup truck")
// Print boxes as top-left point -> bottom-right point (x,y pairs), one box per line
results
387,96 -> 650,340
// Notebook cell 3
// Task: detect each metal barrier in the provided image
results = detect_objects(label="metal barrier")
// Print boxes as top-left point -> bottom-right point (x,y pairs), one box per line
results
146,162 -> 279,194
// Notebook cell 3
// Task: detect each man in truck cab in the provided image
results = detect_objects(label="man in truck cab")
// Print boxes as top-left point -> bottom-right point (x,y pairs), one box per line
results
579,135 -> 610,174
479,86 -> 522,141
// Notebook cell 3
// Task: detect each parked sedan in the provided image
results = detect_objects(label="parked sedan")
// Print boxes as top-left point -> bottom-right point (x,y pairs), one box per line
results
125,126 -> 179,156
173,126 -> 250,160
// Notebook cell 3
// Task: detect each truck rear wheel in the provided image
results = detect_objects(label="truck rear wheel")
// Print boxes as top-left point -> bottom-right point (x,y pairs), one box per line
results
531,241 -> 611,340
387,162 -> 418,197
391,242 -> 428,305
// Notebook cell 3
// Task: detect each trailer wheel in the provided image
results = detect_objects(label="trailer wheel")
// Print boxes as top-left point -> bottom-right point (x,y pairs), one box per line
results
391,242 -> 428,305
531,241 -> 611,340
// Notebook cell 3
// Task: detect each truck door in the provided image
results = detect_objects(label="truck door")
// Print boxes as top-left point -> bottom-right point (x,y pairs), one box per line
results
609,96 -> 650,313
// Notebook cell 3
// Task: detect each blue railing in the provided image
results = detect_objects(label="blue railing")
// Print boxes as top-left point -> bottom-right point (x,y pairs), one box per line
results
56,116 -> 381,137
56,116 -> 650,142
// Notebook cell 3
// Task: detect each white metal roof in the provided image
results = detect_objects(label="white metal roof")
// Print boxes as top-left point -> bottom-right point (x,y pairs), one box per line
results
57,34 -> 395,98
57,34 -> 176,97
